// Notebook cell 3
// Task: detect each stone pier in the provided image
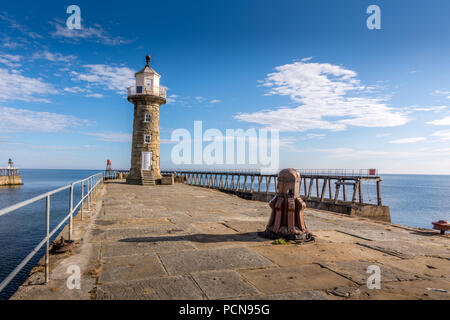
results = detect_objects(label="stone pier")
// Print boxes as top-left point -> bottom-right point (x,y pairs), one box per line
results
0,175 -> 22,186
12,182 -> 450,300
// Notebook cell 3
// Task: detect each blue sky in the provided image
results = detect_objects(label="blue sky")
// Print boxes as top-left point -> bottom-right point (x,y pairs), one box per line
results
1,0 -> 450,173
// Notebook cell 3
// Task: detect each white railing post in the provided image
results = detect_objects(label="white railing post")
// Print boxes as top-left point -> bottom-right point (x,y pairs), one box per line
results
45,195 -> 50,283
81,180 -> 84,220
69,183 -> 73,240
87,178 -> 91,210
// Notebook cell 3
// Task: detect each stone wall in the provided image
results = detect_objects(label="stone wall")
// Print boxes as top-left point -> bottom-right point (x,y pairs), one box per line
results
0,175 -> 23,186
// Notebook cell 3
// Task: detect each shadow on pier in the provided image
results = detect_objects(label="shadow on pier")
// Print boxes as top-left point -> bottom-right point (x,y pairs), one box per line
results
118,232 -> 270,244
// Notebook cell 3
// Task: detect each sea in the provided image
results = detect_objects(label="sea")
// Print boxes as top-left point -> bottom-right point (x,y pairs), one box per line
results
0,169 -> 449,299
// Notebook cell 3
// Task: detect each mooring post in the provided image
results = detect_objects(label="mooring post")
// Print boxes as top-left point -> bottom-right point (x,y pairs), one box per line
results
45,195 -> 50,283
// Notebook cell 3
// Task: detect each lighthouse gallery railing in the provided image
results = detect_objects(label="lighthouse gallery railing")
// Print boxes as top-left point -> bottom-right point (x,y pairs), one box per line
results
0,172 -> 104,294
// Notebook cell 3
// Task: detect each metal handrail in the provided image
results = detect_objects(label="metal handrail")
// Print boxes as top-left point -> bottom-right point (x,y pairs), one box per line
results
0,172 -> 104,293
161,168 -> 379,177
127,85 -> 167,98
0,168 -> 20,176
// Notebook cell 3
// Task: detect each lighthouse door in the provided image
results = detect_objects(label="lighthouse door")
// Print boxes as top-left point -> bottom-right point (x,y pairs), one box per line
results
141,152 -> 152,170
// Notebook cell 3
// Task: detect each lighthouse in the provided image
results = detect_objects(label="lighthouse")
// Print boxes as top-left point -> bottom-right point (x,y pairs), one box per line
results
126,55 -> 166,185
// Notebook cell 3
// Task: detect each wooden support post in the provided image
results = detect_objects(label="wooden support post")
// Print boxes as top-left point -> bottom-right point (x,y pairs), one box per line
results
334,181 -> 341,204
243,175 -> 248,191
328,178 -> 332,199
267,176 -> 272,193
377,180 -> 382,206
274,176 -> 278,193
316,178 -> 320,198
342,183 -> 347,202
250,175 -> 255,193
359,180 -> 363,203
258,176 -> 262,192
304,177 -> 308,196
320,178 -> 327,202
307,178 -> 314,199
352,181 -> 359,203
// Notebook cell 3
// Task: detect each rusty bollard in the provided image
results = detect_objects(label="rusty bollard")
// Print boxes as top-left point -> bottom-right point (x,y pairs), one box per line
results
432,220 -> 450,235
50,236 -> 74,254
264,168 -> 313,241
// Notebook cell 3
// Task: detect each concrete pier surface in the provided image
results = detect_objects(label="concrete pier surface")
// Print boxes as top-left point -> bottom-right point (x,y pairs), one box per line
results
12,182 -> 449,300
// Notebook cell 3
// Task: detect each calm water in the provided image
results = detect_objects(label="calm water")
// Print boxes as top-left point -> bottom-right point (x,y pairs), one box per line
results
0,170 -> 449,299
0,169 -> 98,299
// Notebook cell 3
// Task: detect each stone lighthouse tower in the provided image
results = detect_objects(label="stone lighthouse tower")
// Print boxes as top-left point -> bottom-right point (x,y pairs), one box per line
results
126,55 -> 166,185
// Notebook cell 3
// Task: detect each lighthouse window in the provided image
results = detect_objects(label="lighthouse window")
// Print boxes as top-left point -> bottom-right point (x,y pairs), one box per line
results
144,135 -> 151,144
144,113 -> 151,123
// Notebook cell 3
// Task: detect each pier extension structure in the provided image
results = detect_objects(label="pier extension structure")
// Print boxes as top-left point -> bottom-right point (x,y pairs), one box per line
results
0,169 -> 448,300
161,169 -> 391,222
0,159 -> 22,186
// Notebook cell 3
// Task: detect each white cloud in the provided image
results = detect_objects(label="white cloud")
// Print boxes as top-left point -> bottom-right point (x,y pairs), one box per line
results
71,64 -> 135,94
389,137 -> 426,144
432,89 -> 450,96
0,106 -> 92,132
50,21 -> 131,45
411,105 -> 447,112
301,57 -> 313,62
0,12 -> 42,39
85,93 -> 104,98
64,86 -> 88,93
376,133 -> 391,138
234,61 -> 410,132
31,51 -> 76,63
427,116 -> 450,126
85,132 -> 131,142
306,133 -> 325,139
0,54 -> 22,68
210,99 -> 221,103
0,68 -> 57,102
432,129 -> 450,141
